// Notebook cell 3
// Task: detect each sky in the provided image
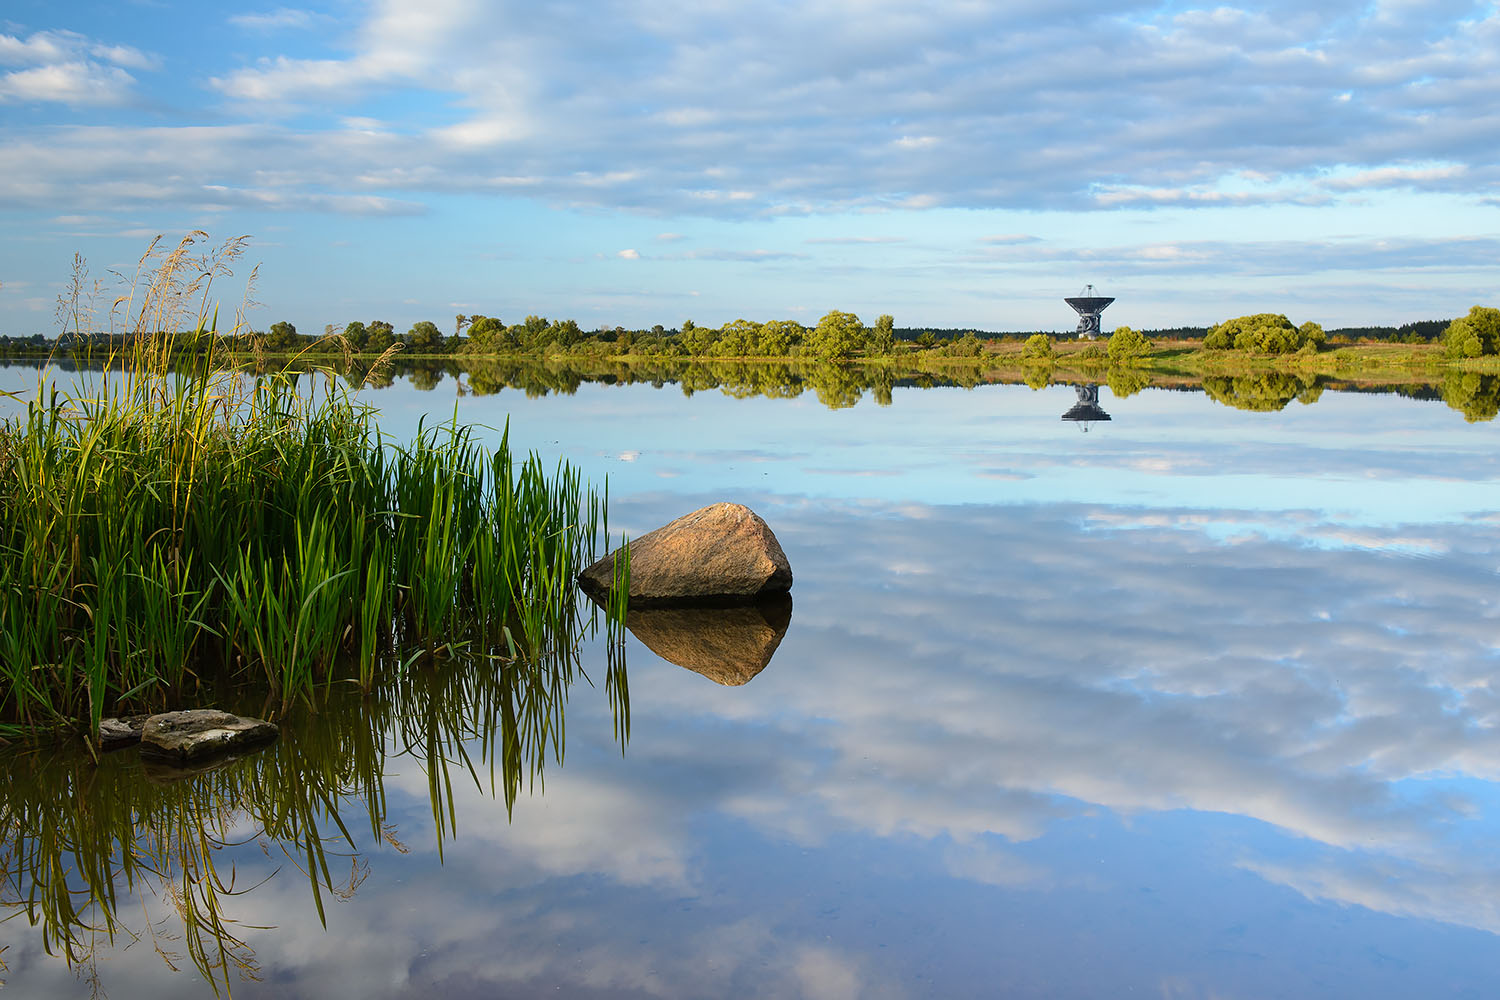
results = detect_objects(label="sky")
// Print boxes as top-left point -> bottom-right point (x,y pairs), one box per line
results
1,0 -> 1498,336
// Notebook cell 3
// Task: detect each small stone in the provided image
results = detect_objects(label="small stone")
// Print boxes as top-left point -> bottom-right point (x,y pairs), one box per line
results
578,502 -> 793,606
139,710 -> 279,762
97,715 -> 149,751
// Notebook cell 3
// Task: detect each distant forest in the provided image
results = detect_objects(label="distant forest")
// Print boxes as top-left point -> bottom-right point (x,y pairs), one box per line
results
0,314 -> 1457,358
896,321 -> 1452,343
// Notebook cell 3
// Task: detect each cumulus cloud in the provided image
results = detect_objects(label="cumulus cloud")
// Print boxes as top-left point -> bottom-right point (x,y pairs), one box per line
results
0,29 -> 157,106
5,2 -> 1500,216
961,234 -> 1500,278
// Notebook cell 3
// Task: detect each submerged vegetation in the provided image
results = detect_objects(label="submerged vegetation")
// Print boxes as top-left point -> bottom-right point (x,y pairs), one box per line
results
0,234 -> 623,740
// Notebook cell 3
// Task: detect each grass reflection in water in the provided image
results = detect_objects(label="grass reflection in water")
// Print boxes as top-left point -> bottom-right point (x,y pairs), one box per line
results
0,628 -> 629,995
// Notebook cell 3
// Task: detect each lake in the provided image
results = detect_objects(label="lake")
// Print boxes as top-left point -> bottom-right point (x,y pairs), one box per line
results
4,361 -> 1500,999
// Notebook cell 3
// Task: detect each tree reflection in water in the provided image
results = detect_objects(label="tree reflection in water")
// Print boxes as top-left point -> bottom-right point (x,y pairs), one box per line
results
1202,372 -> 1324,411
1441,372 -> 1500,422
0,625 -> 629,996
5,356 -> 1483,423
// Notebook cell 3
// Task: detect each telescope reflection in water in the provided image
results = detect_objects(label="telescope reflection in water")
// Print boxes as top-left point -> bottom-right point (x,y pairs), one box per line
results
1061,384 -> 1112,430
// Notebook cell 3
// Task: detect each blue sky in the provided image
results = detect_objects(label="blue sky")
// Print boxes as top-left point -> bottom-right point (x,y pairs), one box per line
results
1,0 -> 1498,335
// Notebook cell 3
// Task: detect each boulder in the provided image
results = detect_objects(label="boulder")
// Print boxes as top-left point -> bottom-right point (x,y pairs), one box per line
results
624,595 -> 793,686
139,710 -> 279,762
578,502 -> 792,606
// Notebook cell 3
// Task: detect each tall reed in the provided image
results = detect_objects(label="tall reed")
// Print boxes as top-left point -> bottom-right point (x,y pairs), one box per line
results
0,235 -> 625,737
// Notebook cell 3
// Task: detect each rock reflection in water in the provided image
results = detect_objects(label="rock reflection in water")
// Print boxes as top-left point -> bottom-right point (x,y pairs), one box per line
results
625,595 -> 793,685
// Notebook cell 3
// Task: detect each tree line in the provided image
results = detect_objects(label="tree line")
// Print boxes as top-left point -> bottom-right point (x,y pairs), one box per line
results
36,311 -> 996,362
8,309 -> 1472,361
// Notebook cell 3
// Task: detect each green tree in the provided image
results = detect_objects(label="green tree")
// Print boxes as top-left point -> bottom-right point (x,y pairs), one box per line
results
718,319 -> 762,356
807,310 -> 863,360
1107,325 -> 1153,364
463,316 -> 506,354
947,332 -> 982,357
407,320 -> 444,353
681,322 -> 718,356
365,320 -> 396,353
1021,333 -> 1054,360
519,315 -> 551,351
757,320 -> 802,356
546,319 -> 583,349
869,314 -> 895,356
343,320 -> 369,350
265,320 -> 299,352
1204,313 -> 1321,354
1443,306 -> 1500,358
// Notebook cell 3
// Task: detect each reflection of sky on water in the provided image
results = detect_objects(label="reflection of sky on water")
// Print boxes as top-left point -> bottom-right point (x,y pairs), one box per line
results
7,373 -> 1500,997
339,378 -> 1500,528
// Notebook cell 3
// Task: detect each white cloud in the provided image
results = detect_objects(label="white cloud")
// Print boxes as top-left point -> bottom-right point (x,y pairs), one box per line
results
0,29 -> 156,106
39,1 -> 1484,217
213,55 -> 387,102
229,7 -> 320,31
617,248 -> 640,259
0,62 -> 135,105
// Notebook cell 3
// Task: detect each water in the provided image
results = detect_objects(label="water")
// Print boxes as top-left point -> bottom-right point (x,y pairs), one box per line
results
4,362 -> 1500,998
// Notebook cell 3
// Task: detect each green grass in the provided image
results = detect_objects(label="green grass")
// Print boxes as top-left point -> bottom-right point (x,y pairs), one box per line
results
0,238 -> 623,739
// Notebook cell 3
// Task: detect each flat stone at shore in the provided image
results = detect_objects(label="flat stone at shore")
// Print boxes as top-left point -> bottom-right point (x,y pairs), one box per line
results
98,715 -> 149,751
139,710 -> 279,762
579,502 -> 793,606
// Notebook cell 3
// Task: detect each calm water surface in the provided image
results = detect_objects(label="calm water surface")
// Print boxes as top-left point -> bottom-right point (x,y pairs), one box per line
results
4,368 -> 1500,998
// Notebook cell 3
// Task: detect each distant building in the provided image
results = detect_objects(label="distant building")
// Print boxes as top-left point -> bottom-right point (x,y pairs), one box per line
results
1064,285 -> 1114,339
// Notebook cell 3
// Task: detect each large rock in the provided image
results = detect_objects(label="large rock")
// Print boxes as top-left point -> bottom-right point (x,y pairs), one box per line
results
625,595 -> 793,686
139,710 -> 279,762
579,502 -> 792,606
